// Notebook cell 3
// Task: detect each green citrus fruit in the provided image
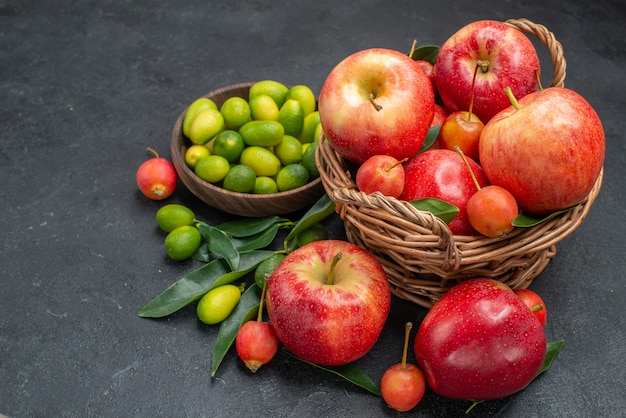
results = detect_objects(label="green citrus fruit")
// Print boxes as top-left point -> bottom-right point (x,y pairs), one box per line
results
277,99 -> 305,137
222,164 -> 256,193
212,130 -> 245,163
156,204 -> 196,233
249,80 -> 290,108
184,144 -> 211,169
274,135 -> 302,165
183,97 -> 218,138
189,108 -> 225,145
286,84 -> 317,116
164,225 -> 202,261
196,284 -> 242,325
253,176 -> 279,194
194,155 -> 230,183
295,223 -> 329,247
254,253 -> 286,289
276,163 -> 309,192
240,146 -> 281,177
220,96 -> 251,130
249,94 -> 280,121
313,122 -> 324,142
301,141 -> 320,179
298,111 -> 320,144
239,120 -> 284,147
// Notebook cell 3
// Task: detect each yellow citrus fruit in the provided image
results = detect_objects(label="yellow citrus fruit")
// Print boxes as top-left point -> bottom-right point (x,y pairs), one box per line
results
196,284 -> 242,325
164,225 -> 202,261
156,204 -> 196,233
222,164 -> 256,193
240,146 -> 281,177
220,96 -> 251,130
249,80 -> 290,108
298,111 -> 320,144
276,163 -> 309,192
249,94 -> 280,121
301,141 -> 320,179
212,130 -> 245,163
183,97 -> 218,138
277,99 -> 305,138
295,223 -> 329,247
286,85 -> 317,116
184,144 -> 211,169
313,121 -> 324,142
253,176 -> 278,194
239,120 -> 284,147
189,108 -> 225,145
194,155 -> 230,183
254,253 -> 286,289
274,135 -> 302,165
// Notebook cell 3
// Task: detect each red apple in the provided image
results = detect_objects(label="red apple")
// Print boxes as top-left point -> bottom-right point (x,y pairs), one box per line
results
318,48 -> 435,163
356,155 -> 406,198
435,20 -> 540,123
427,104 -> 449,150
514,288 -> 548,326
266,240 -> 391,366
399,149 -> 489,235
479,87 -> 605,215
414,278 -> 547,401
414,59 -> 437,96
136,147 -> 177,200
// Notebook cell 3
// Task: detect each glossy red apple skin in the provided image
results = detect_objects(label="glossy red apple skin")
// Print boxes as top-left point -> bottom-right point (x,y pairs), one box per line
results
479,87 -> 605,215
414,59 -> 437,96
435,20 -> 540,123
266,240 -> 391,366
514,288 -> 548,326
356,155 -> 405,198
427,104 -> 449,150
399,149 -> 489,235
414,278 -> 547,401
319,48 -> 435,163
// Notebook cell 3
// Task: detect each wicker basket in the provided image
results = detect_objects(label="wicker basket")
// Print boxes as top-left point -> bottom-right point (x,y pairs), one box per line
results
315,18 -> 604,308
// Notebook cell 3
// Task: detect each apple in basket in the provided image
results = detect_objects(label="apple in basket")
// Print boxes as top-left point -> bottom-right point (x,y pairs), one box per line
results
435,20 -> 541,123
479,87 -> 605,215
414,278 -> 547,401
318,48 -> 435,164
266,240 -> 391,366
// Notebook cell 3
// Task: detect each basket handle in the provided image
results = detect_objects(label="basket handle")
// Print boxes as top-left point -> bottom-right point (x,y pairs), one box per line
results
505,18 -> 566,88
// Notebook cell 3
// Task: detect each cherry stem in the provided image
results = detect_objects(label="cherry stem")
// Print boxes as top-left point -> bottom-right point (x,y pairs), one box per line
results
257,278 -> 268,322
504,86 -> 521,110
369,93 -> 383,111
385,158 -> 408,173
467,62 -> 481,122
408,39 -> 417,58
146,147 -> 160,158
530,303 -> 544,313
401,322 -> 412,369
454,145 -> 481,191
327,253 -> 343,285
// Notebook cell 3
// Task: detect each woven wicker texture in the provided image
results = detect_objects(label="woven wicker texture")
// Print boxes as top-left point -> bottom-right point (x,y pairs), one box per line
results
316,18 -> 603,308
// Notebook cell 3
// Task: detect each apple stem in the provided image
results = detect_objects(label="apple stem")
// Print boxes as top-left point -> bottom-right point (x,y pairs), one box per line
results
468,62 -> 481,121
504,87 -> 521,110
146,147 -> 160,158
530,303 -> 544,313
454,145 -> 481,191
257,277 -> 268,322
408,39 -> 417,58
401,322 -> 412,369
326,253 -> 343,285
535,69 -> 543,90
385,157 -> 408,173
369,93 -> 383,112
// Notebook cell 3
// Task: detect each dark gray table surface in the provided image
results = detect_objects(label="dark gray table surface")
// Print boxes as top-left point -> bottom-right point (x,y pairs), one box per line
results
2,1 -> 625,417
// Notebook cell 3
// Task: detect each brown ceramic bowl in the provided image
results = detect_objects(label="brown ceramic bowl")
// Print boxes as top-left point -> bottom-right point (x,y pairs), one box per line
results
170,82 -> 325,217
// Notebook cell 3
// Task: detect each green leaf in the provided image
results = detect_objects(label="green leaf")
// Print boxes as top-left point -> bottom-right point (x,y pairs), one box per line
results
283,194 -> 335,251
217,216 -> 287,237
409,197 -> 459,224
538,340 -> 565,375
409,45 -> 440,64
211,285 -> 262,377
512,208 -> 571,227
231,223 -> 280,252
284,349 -> 381,396
138,250 -> 275,318
198,223 -> 240,271
418,125 -> 441,154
